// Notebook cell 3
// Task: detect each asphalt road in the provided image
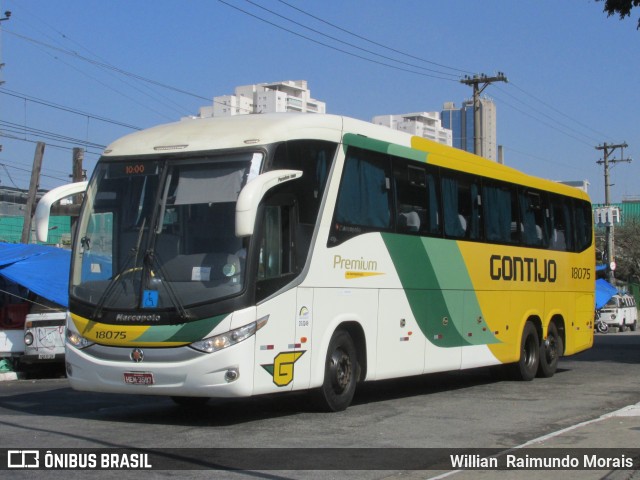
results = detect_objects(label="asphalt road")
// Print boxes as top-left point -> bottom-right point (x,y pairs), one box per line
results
1,330 -> 639,479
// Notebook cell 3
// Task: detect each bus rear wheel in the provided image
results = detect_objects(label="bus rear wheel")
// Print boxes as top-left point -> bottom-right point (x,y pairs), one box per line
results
511,321 -> 540,381
537,323 -> 561,378
317,329 -> 357,412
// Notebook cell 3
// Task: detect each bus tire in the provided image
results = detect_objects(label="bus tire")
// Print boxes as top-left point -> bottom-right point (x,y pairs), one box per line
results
317,329 -> 357,412
511,321 -> 539,381
537,323 -> 561,378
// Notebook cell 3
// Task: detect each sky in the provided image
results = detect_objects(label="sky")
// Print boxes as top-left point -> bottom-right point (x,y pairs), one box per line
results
0,0 -> 638,204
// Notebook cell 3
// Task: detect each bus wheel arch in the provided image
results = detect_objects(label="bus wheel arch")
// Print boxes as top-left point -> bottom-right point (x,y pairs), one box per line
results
550,315 -> 565,357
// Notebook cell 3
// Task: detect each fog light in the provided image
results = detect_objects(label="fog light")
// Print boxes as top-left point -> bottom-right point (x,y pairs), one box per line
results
224,368 -> 239,383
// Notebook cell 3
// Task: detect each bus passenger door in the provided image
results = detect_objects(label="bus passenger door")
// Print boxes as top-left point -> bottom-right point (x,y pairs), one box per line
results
252,201 -> 300,395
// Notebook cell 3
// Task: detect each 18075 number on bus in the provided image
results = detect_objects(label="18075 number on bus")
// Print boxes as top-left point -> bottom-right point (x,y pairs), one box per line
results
571,267 -> 591,279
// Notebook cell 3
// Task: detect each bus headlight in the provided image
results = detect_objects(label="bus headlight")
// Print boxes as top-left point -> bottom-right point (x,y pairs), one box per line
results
67,329 -> 94,349
190,316 -> 268,354
24,331 -> 34,346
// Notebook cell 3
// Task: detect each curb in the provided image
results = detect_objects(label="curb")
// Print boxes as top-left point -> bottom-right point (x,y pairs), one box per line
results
0,371 -> 18,381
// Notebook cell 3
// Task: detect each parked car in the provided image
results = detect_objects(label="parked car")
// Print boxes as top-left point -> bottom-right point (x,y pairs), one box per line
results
599,294 -> 638,332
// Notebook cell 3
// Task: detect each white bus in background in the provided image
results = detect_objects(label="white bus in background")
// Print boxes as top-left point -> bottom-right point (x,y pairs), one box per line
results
599,294 -> 638,332
22,298 -> 67,368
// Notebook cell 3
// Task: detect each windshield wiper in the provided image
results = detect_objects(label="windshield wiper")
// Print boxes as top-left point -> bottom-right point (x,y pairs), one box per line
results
92,219 -> 146,320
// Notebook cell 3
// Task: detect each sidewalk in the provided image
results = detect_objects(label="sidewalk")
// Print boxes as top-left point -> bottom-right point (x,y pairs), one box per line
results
0,371 -> 18,381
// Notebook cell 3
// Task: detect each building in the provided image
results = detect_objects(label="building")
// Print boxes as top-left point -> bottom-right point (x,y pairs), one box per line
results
558,180 -> 590,193
198,80 -> 326,118
593,197 -> 640,227
0,186 -> 71,245
371,112 -> 452,146
441,99 -> 497,161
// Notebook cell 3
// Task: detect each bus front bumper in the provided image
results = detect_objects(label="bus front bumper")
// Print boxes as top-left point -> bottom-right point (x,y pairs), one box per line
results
64,337 -> 256,398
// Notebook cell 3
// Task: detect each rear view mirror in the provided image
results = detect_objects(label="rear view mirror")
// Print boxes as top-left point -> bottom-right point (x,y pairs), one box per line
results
235,170 -> 302,237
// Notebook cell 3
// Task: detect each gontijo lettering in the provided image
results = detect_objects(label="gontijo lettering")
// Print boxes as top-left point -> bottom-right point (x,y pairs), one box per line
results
490,254 -> 557,283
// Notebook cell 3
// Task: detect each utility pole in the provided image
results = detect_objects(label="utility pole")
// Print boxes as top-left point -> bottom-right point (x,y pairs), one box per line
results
595,142 -> 631,283
0,9 -> 10,86
70,147 -> 86,239
460,72 -> 508,158
21,141 -> 45,243
0,9 -> 11,155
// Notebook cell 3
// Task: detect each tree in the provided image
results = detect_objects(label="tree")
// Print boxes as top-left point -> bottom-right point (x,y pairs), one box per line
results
613,218 -> 640,283
597,0 -> 640,28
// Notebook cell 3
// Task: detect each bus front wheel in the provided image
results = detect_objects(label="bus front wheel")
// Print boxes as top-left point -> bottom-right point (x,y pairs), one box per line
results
511,321 -> 540,381
317,329 -> 357,412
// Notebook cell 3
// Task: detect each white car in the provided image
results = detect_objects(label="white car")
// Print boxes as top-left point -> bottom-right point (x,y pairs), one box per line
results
599,294 -> 638,332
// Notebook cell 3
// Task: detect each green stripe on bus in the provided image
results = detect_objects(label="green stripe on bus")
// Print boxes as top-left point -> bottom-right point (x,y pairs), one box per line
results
382,234 -> 498,347
342,133 -> 428,163
136,314 -> 227,343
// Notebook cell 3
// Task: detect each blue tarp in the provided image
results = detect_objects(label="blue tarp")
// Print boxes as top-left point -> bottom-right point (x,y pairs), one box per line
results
595,278 -> 618,310
0,243 -> 70,308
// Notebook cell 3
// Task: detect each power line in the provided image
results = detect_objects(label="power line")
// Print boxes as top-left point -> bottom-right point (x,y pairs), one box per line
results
5,29 -> 213,102
217,0 -> 459,82
244,0 -> 462,79
0,88 -> 142,130
275,0 -> 472,75
0,120 -> 106,149
0,160 -> 68,183
509,81 -> 613,141
7,3 -> 193,117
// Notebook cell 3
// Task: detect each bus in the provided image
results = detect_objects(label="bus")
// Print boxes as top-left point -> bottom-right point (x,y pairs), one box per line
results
36,113 -> 594,411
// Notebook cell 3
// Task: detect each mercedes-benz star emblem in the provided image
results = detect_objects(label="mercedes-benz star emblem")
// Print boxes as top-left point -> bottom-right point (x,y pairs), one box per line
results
131,348 -> 144,363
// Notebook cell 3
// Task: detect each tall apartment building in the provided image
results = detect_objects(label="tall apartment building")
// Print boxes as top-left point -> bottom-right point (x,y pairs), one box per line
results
371,111 -> 452,146
198,80 -> 326,117
441,98 -> 497,161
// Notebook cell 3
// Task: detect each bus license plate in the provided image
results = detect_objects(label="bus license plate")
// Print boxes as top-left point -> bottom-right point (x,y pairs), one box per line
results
38,354 -> 55,360
124,372 -> 154,385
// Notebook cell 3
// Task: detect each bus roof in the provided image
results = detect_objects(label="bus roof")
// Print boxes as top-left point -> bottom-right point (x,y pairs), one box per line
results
102,113 -> 589,202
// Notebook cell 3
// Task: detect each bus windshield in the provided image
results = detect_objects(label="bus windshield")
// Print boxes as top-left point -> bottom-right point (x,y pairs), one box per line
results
71,151 -> 263,313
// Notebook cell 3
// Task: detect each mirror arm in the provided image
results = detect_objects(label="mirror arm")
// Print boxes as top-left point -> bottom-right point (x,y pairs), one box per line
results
235,170 -> 302,237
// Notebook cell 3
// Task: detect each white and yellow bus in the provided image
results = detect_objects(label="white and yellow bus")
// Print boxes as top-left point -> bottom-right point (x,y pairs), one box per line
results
37,113 -> 594,411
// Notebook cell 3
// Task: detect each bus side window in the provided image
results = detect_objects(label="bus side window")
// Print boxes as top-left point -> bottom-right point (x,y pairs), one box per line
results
442,173 -> 481,240
393,161 -> 440,236
330,147 -> 392,245
549,196 -> 574,251
573,200 -> 593,252
519,190 -> 549,248
482,182 -> 517,244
